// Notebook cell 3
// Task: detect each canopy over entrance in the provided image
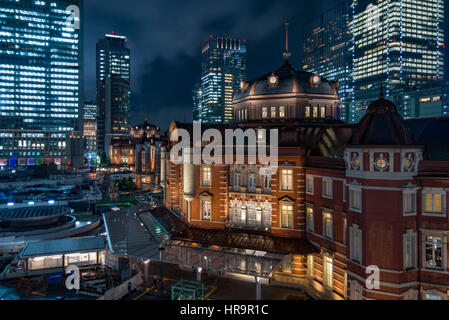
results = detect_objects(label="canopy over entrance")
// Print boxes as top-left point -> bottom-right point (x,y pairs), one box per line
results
103,208 -> 317,279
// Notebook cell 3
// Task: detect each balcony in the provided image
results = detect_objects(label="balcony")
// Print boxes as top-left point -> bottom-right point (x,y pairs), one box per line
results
229,185 -> 271,195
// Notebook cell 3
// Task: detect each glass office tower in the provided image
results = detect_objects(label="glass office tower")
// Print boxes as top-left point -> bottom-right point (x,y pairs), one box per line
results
192,83 -> 202,122
199,37 -> 246,124
0,0 -> 83,169
303,1 -> 352,122
96,33 -> 131,155
0,0 -> 83,130
350,0 -> 445,121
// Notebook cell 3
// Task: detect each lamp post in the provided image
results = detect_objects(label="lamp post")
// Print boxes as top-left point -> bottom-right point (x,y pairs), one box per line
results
159,244 -> 165,290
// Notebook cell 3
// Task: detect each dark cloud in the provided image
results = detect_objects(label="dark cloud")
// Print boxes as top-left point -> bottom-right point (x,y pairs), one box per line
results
84,0 -> 449,129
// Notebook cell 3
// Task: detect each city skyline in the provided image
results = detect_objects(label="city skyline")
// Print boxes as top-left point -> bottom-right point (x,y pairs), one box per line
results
83,0 -> 449,129
1,0 -> 449,305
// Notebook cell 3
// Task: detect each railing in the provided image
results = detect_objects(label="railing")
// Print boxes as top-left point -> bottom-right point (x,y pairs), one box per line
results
97,272 -> 143,300
138,213 -> 170,244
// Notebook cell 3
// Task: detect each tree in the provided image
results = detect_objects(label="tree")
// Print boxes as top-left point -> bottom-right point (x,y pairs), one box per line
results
100,153 -> 109,166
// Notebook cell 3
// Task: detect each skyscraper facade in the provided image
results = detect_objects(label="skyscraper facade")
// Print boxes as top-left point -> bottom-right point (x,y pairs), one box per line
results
0,0 -> 83,169
96,33 -> 130,155
83,101 -> 97,157
350,0 -> 445,121
192,83 -> 202,122
199,37 -> 246,124
303,1 -> 352,121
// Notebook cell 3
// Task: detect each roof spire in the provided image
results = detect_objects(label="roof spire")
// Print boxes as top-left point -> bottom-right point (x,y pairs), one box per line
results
380,77 -> 385,99
283,22 -> 291,61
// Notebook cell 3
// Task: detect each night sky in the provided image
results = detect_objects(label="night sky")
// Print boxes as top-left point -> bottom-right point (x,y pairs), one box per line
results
84,0 -> 449,129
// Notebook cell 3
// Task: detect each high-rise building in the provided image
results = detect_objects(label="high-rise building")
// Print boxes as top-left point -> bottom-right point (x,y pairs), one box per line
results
199,36 -> 246,124
350,0 -> 445,121
303,1 -> 352,121
192,83 -> 202,121
96,33 -> 131,155
0,0 -> 83,169
83,102 -> 97,159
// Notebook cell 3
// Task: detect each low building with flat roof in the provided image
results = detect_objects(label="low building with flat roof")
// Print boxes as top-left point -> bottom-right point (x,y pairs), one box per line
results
2,237 -> 106,279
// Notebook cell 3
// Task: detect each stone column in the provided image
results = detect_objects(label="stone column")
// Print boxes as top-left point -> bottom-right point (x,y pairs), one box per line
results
183,147 -> 195,198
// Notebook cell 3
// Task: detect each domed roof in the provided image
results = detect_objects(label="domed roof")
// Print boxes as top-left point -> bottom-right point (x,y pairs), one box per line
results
234,60 -> 338,101
351,95 -> 417,146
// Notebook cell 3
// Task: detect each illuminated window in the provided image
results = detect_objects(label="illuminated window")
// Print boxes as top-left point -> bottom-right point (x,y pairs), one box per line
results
281,204 -> 293,229
280,169 -> 293,191
271,107 -> 277,118
279,106 -> 286,118
305,106 -> 311,118
322,210 -> 333,239
201,199 -> 212,221
201,166 -> 212,187
306,175 -> 314,194
424,234 -> 444,270
306,204 -> 314,232
262,107 -> 268,118
313,107 -> 318,118
423,189 -> 445,216
323,255 -> 333,289
320,106 -> 326,118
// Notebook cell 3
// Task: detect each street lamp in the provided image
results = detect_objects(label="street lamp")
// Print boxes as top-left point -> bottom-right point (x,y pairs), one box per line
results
159,244 -> 165,290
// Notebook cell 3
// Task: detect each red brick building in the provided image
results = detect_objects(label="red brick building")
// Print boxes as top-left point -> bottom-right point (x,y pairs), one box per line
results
161,59 -> 449,300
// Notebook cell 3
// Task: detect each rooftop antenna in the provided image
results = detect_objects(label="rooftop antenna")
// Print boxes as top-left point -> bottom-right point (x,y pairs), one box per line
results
283,22 -> 291,61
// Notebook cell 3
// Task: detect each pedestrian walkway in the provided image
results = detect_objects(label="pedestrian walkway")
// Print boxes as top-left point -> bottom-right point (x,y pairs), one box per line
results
136,262 -> 312,300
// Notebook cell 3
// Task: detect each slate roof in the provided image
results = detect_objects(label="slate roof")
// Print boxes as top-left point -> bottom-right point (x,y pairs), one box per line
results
234,59 -> 337,100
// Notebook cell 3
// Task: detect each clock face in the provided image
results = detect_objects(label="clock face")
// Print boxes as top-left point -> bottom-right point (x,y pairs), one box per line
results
312,75 -> 320,84
269,76 -> 277,84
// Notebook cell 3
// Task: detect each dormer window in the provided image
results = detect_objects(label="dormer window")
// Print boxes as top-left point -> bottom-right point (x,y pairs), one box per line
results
262,107 -> 268,119
305,106 -> 311,118
279,106 -> 286,118
320,106 -> 326,118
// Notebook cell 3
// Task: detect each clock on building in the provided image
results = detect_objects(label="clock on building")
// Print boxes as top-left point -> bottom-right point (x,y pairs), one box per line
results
310,74 -> 322,87
267,73 -> 279,88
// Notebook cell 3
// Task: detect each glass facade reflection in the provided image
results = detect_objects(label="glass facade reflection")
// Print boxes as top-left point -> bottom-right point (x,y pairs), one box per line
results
199,37 -> 246,124
303,1 -> 352,121
0,0 -> 82,131
350,0 -> 445,121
